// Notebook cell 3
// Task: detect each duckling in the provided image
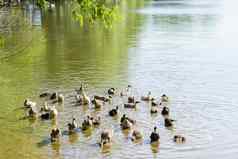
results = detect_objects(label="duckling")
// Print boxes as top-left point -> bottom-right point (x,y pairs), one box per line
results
92,116 -> 101,126
128,96 -> 135,103
57,94 -> 64,103
94,95 -> 110,102
161,107 -> 169,116
50,92 -> 58,100
82,92 -> 90,105
68,118 -> 78,132
39,92 -> 51,98
24,99 -> 36,108
161,94 -> 169,102
50,128 -> 60,142
28,107 -> 38,118
100,129 -> 113,146
150,106 -> 158,114
81,116 -> 93,130
40,102 -> 50,112
121,119 -> 132,129
108,88 -> 115,95
40,106 -> 58,120
151,99 -> 158,107
109,106 -> 119,116
141,91 -> 155,101
173,135 -> 186,143
131,130 -> 143,141
124,101 -> 140,109
93,99 -> 103,109
120,114 -> 136,125
164,118 -> 175,127
150,126 -> 160,143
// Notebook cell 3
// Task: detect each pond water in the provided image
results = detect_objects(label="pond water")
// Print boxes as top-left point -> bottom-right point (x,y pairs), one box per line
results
0,0 -> 238,158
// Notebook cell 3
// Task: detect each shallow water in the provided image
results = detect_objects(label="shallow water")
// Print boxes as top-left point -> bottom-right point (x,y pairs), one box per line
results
1,0 -> 238,158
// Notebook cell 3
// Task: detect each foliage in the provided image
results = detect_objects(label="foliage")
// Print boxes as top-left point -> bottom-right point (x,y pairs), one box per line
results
72,0 -> 119,28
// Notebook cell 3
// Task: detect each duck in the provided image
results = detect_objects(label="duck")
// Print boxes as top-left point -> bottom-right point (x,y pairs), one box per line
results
39,92 -> 51,98
151,99 -> 159,107
40,102 -> 50,112
161,94 -> 169,102
50,92 -> 58,100
108,88 -> 115,95
164,118 -> 175,127
28,107 -> 38,118
94,95 -> 111,102
81,116 -> 93,130
124,101 -> 140,109
141,91 -> 154,101
120,114 -> 136,125
109,106 -> 119,116
150,126 -> 160,143
150,106 -> 158,114
92,116 -> 101,126
68,118 -> 78,132
173,135 -> 186,143
24,99 -> 36,108
82,92 -> 90,105
50,128 -> 60,142
121,118 -> 133,129
161,107 -> 169,116
100,129 -> 113,146
40,106 -> 58,120
93,99 -> 103,109
128,96 -> 135,103
131,130 -> 143,141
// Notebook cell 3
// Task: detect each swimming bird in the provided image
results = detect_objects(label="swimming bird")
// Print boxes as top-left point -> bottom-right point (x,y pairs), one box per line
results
161,107 -> 169,116
141,91 -> 154,101
39,92 -> 51,98
128,96 -> 135,103
50,128 -> 60,142
150,127 -> 160,143
161,94 -> 169,102
131,130 -> 143,141
124,101 -> 140,109
81,116 -> 93,130
164,118 -> 175,127
109,106 -> 119,116
100,129 -> 113,146
40,106 -> 58,120
93,99 -> 103,109
120,114 -> 136,125
150,106 -> 158,114
24,99 -> 36,108
92,116 -> 101,126
68,118 -> 78,132
108,88 -> 115,95
173,135 -> 186,143
121,118 -> 133,129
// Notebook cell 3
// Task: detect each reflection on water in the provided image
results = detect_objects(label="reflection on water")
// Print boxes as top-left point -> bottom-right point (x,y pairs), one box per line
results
1,0 -> 238,158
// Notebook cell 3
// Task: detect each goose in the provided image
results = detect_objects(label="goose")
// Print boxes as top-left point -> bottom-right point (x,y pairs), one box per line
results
141,91 -> 154,101
109,106 -> 119,116
164,118 -> 175,127
68,118 -> 78,132
124,101 -> 140,109
161,107 -> 169,116
173,135 -> 186,143
24,99 -> 36,108
108,88 -> 115,95
50,128 -> 60,142
131,130 -> 143,141
100,129 -> 113,146
150,127 -> 160,143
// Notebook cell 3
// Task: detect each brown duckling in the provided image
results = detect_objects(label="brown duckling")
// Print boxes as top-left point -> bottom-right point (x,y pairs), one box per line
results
109,106 -> 119,117
50,128 -> 61,142
121,118 -> 133,130
150,126 -> 160,143
131,130 -> 143,141
124,101 -> 140,109
164,118 -> 175,127
161,107 -> 169,116
120,114 -> 136,125
100,129 -> 113,146
173,135 -> 186,143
